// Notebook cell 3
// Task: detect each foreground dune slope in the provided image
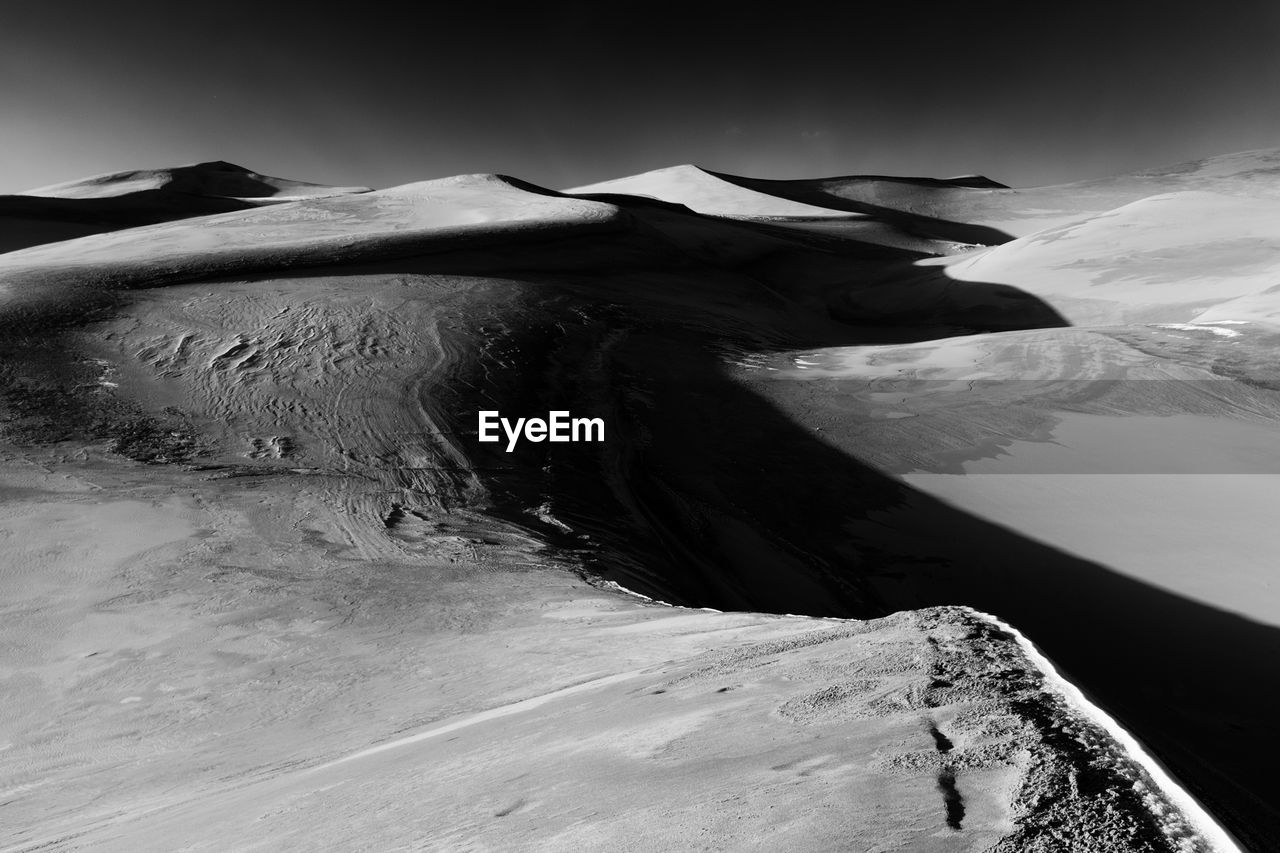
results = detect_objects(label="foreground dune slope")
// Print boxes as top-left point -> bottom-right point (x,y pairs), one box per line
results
2,154 -> 1275,850
0,460 -> 1204,853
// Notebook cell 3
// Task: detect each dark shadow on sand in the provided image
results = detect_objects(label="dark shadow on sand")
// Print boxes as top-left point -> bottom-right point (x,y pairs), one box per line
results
707,169 -> 1017,247
444,265 -> 1278,852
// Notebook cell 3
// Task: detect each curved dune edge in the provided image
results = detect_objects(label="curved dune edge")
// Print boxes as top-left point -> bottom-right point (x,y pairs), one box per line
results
975,609 -> 1244,853
617,578 -> 1243,853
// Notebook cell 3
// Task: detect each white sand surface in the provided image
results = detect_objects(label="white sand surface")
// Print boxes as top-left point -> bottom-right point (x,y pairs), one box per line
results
1,173 -> 618,274
904,410 -> 1280,627
2,455 -> 1207,852
567,165 -> 854,218
936,192 -> 1280,325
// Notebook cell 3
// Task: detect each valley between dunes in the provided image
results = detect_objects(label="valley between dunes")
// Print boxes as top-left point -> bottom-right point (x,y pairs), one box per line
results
4,151 -> 1280,851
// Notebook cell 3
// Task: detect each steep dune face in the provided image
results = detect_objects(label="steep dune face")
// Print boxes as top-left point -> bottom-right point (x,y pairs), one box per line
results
2,153 -> 1275,850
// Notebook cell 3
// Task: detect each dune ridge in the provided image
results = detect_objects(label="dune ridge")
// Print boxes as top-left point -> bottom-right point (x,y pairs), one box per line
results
1,161 -> 371,254
21,160 -> 371,201
568,164 -> 857,218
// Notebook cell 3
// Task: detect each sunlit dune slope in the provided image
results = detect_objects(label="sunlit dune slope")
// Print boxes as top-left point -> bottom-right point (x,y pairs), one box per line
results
575,147 -> 1280,242
567,164 -> 856,218
568,165 -> 1013,253
0,174 -> 628,307
1,161 -> 372,253
0,171 -> 940,324
21,160 -> 371,201
933,191 -> 1280,325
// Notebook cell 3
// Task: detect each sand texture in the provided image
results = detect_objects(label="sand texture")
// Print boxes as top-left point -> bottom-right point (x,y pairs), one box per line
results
5,148 -> 1278,851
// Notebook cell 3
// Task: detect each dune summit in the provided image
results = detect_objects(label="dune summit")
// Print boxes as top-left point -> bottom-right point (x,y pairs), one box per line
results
2,148 -> 1278,851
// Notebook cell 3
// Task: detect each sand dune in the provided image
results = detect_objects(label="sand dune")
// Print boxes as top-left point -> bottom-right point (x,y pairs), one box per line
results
911,146 -> 1280,236
0,460 -> 1202,852
0,173 -> 628,315
578,147 -> 1280,241
1,162 -> 370,254
568,164 -> 856,218
21,160 -> 370,201
566,164 -> 997,254
935,191 -> 1280,325
4,149 -> 1279,850
2,173 -> 620,272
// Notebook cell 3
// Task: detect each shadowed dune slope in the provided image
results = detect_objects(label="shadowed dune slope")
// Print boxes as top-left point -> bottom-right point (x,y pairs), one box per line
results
0,171 -> 987,328
566,166 -> 1017,253
704,169 -> 1017,247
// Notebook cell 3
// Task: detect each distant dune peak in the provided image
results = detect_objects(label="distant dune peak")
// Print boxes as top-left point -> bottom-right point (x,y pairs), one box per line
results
566,164 -> 855,218
22,161 -> 372,201
191,160 -> 252,171
939,174 -> 1009,188
1,161 -> 375,252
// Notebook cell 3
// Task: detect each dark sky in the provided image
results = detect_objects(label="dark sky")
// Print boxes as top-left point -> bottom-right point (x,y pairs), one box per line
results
3,1 -> 1279,193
